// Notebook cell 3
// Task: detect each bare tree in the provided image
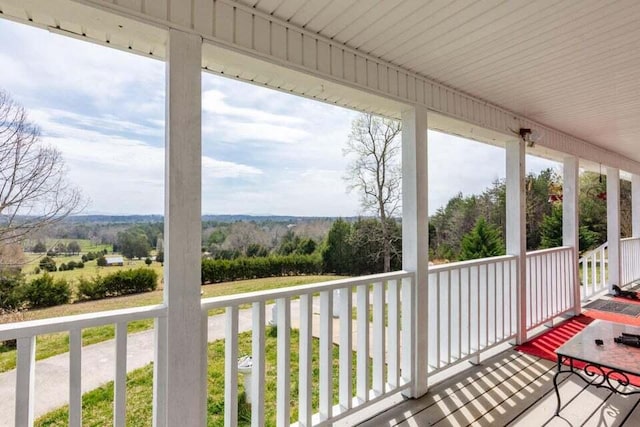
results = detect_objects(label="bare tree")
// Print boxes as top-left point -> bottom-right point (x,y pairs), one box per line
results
344,113 -> 401,272
0,90 -> 82,249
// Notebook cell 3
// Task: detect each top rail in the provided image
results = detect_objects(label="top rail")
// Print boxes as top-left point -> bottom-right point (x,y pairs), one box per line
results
526,246 -> 573,257
0,304 -> 167,341
428,255 -> 517,274
201,270 -> 414,310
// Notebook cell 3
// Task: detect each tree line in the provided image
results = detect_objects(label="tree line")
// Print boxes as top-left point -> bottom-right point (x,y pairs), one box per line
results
430,169 -> 630,261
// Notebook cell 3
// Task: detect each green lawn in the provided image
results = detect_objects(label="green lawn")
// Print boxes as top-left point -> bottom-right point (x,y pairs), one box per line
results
35,329 -> 356,426
0,275 -> 344,373
23,255 -> 164,288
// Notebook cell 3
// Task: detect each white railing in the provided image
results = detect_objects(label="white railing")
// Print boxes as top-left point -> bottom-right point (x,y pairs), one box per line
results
427,255 -> 518,374
0,304 -> 167,427
579,241 -> 608,300
200,271 -> 415,427
621,237 -> 640,286
525,246 -> 575,331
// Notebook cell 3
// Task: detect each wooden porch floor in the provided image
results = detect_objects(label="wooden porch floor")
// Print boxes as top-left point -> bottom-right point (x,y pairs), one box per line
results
358,350 -> 640,427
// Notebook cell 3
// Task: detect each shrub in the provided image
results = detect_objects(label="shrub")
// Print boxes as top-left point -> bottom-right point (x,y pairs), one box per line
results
201,254 -> 322,284
77,261 -> 84,269
32,241 -> 47,253
0,270 -> 25,310
58,263 -> 67,271
39,256 -> 57,272
76,276 -> 107,301
76,268 -> 158,301
19,274 -> 71,308
96,256 -> 107,267
145,257 -> 152,266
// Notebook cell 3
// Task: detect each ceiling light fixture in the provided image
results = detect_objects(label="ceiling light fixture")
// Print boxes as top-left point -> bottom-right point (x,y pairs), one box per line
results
519,128 -> 542,147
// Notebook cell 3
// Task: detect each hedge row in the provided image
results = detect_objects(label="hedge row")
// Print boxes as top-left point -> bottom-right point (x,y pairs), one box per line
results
20,275 -> 72,308
0,273 -> 72,310
77,268 -> 158,301
201,254 -> 322,284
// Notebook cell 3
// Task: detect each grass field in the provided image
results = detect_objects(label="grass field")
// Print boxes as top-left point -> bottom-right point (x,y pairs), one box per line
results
22,252 -> 165,293
35,329 -> 354,426
0,275 -> 344,373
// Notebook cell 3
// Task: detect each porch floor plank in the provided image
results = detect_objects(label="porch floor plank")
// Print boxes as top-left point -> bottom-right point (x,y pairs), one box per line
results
358,349 -> 640,427
620,399 -> 640,426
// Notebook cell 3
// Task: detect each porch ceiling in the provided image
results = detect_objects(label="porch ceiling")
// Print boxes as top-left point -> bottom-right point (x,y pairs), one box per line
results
2,0 -> 640,168
237,0 -> 640,164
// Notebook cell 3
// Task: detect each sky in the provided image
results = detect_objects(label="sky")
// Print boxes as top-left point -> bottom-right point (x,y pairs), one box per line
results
0,19 -> 556,217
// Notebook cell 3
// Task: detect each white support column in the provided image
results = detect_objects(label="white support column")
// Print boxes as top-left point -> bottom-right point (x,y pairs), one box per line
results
607,167 -> 621,292
563,156 -> 580,315
506,140 -> 526,344
633,174 -> 640,238
164,29 -> 204,427
401,105 -> 428,397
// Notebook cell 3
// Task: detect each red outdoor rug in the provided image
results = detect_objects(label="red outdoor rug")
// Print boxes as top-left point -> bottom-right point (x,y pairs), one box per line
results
515,314 -> 595,360
516,309 -> 640,386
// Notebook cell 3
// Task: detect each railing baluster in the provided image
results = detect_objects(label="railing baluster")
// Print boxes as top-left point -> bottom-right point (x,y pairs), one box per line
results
476,266 -> 480,355
467,267 -> 472,355
114,321 -> 128,427
69,328 -> 82,427
299,295 -> 312,426
484,263 -> 489,347
200,309 -> 208,427
492,263 -> 498,343
339,287 -> 353,411
252,302 -> 266,427
446,270 -> 452,364
319,290 -> 333,420
526,256 -> 532,329
600,246 -> 606,290
387,280 -> 399,389
225,306 -> 239,427
591,253 -> 596,294
356,284 -> 369,402
153,315 -> 167,427
276,297 -> 291,427
436,272 -> 441,368
15,336 -> 35,427
373,281 -> 385,395
457,269 -> 463,358
400,277 -> 414,386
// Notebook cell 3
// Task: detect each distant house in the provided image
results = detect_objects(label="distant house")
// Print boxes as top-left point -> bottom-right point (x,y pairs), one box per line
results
105,256 -> 124,266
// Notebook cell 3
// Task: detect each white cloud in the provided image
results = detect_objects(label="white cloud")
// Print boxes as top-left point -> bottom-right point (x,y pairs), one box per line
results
33,107 -> 262,214
202,90 -> 304,125
0,18 -> 562,218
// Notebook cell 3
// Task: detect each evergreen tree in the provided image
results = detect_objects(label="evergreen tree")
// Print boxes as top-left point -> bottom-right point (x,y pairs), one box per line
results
459,218 -> 505,261
540,204 -> 600,252
321,219 -> 353,274
32,241 -> 47,253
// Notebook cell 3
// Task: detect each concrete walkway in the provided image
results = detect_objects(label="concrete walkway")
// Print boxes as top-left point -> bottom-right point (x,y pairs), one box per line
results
0,297 -> 363,426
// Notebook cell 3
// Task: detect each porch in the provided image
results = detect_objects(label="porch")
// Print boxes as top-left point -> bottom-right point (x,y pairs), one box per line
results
3,240 -> 640,426
360,349 -> 640,427
2,1 -> 640,426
